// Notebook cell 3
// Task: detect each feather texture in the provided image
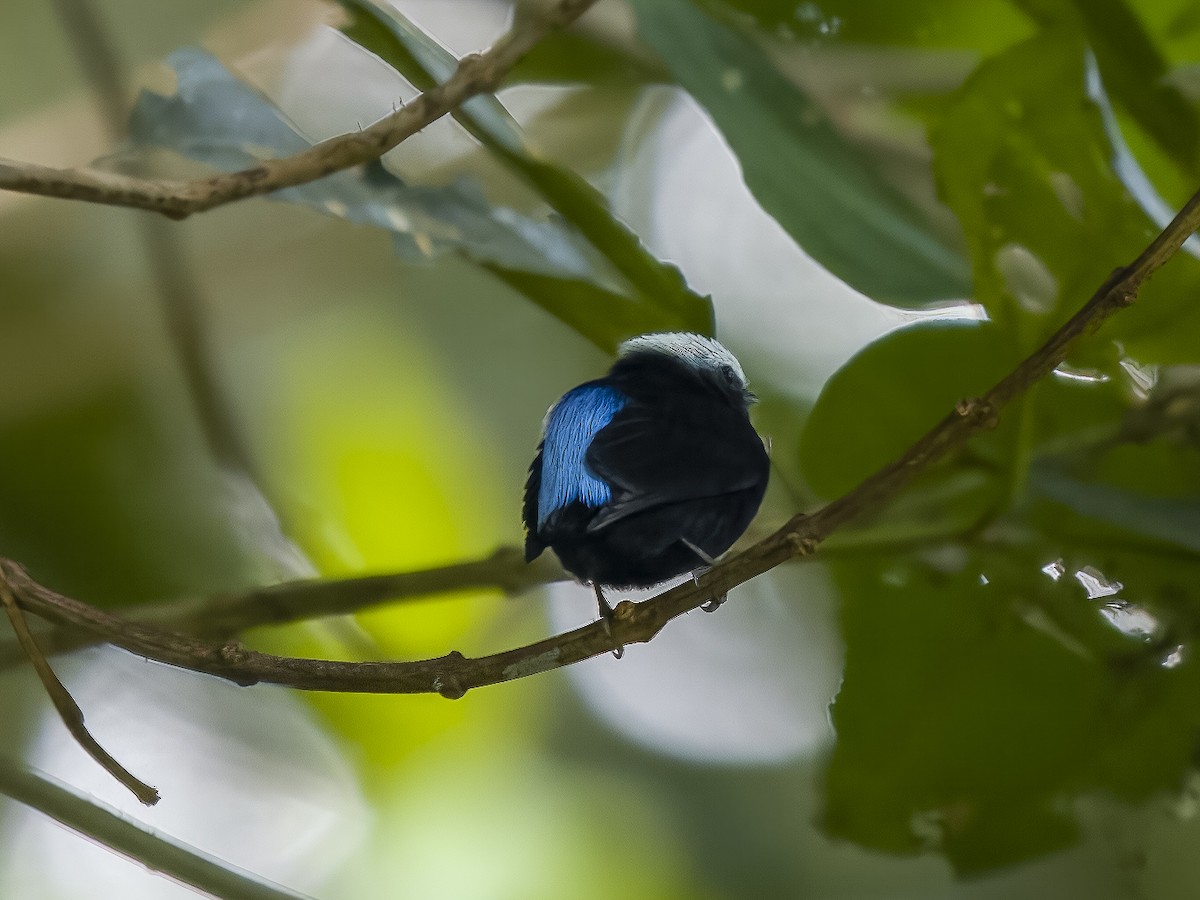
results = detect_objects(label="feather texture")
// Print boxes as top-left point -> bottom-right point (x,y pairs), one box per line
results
522,333 -> 769,590
534,382 -> 627,527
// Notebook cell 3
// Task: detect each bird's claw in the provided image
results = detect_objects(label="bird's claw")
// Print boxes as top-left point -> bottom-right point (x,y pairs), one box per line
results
689,562 -> 726,611
601,615 -> 625,659
593,583 -> 625,659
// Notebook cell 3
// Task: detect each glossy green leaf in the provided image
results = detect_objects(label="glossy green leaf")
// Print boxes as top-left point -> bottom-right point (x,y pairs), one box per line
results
483,266 -> 704,353
627,0 -> 971,306
128,48 -> 711,349
1033,468 -> 1200,554
336,0 -> 712,336
342,0 -> 662,90
710,0 -> 1031,50
1010,0 -> 1200,176
506,31 -> 665,86
1030,431 -> 1200,556
129,50 -> 593,279
799,320 -> 1014,498
929,30 -> 1200,360
825,545 -> 1200,872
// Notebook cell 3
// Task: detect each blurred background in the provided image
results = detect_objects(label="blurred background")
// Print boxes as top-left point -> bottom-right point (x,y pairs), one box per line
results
3,0 -> 1200,897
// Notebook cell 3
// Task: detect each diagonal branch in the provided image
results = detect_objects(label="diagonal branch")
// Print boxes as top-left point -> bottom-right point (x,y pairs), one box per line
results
0,0 -> 600,219
0,758 -> 306,899
3,185 -> 1199,697
0,579 -> 159,805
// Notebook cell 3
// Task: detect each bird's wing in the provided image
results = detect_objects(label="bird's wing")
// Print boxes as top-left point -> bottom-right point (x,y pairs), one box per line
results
584,403 -> 766,531
524,382 -> 628,540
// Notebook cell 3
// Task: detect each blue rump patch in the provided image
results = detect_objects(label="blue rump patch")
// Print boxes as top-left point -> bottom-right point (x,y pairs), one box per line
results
538,383 -> 627,527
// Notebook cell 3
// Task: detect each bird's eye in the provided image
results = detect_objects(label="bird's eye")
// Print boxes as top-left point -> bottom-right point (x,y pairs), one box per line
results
719,364 -> 739,387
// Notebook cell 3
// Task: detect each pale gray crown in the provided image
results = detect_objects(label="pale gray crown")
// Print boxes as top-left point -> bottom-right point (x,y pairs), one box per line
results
618,332 -> 749,391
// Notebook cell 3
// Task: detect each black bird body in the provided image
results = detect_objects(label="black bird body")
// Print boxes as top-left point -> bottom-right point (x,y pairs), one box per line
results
523,333 -> 769,592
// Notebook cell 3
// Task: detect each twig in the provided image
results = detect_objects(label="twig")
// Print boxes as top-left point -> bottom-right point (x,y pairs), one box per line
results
0,0 -> 601,218
0,758 -> 307,900
0,579 -> 159,805
1,183 -> 1197,696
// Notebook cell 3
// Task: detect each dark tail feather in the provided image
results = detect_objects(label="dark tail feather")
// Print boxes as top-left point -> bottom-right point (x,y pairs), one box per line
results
522,443 -> 545,562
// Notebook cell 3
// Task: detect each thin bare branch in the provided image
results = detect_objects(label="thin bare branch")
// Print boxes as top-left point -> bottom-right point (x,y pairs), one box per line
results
0,578 -> 159,805
0,547 -> 565,668
0,0 -> 601,218
0,758 -> 306,899
2,184 -> 1198,698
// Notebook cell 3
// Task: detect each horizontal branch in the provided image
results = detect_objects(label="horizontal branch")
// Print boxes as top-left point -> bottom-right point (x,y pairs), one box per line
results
0,548 -> 565,669
3,519 -> 931,672
3,184 -> 1199,696
0,0 -> 599,218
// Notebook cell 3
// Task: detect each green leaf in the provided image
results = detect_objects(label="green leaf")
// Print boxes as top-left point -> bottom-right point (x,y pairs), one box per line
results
506,31 -> 665,86
336,0 -> 712,334
710,0 -> 1031,50
483,266 -> 697,353
345,0 -> 663,88
128,48 -> 711,349
799,320 -> 1014,498
128,49 -> 594,279
627,0 -> 971,306
825,554 -> 1096,868
1010,0 -> 1200,176
824,545 -> 1200,872
929,30 -> 1200,361
1031,427 -> 1200,556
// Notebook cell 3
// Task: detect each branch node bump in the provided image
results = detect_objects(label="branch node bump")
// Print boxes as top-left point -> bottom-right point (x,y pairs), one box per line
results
433,673 -> 467,700
216,640 -> 258,685
433,651 -> 468,699
786,531 -> 818,557
218,639 -> 247,663
613,600 -> 637,622
955,397 -> 998,430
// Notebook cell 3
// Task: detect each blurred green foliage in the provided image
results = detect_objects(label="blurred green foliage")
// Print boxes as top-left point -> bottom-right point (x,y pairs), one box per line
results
631,0 -> 972,306
6,0 -> 1200,896
800,321 -> 1016,498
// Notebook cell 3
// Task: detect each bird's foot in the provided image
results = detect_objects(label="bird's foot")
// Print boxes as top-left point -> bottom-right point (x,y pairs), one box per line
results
592,583 -> 624,659
681,538 -> 716,567
682,540 -> 727,612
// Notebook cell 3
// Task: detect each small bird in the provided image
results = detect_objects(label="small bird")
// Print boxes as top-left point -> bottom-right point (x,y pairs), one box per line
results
523,332 -> 770,621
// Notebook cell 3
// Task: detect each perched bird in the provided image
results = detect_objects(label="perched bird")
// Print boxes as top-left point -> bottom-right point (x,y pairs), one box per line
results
523,332 -> 770,620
